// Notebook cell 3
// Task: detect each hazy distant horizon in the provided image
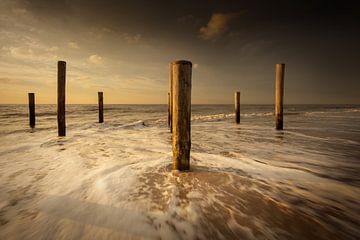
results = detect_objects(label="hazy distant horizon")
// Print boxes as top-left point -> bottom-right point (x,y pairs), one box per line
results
1,103 -> 360,106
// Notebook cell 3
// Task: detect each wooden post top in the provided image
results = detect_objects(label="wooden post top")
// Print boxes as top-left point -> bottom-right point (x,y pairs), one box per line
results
58,60 -> 66,64
171,60 -> 192,66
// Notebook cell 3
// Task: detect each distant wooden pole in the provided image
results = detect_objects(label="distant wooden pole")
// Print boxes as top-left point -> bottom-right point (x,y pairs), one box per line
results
98,92 -> 104,123
167,92 -> 170,127
28,93 -> 35,128
235,91 -> 240,124
169,63 -> 173,133
275,63 -> 285,130
172,60 -> 192,171
57,61 -> 66,136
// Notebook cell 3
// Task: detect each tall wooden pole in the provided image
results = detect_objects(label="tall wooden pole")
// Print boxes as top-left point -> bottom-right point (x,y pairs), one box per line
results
57,61 -> 66,136
98,92 -> 104,123
275,63 -> 285,130
235,91 -> 240,124
28,93 -> 35,128
167,92 -> 170,127
169,62 -> 173,133
172,60 -> 192,171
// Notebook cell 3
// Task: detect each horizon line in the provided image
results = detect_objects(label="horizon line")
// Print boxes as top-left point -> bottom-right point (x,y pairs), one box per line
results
1,103 -> 359,105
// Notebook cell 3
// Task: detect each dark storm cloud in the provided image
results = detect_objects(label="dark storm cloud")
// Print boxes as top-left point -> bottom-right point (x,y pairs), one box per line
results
20,1 -> 358,27
18,0 -> 359,46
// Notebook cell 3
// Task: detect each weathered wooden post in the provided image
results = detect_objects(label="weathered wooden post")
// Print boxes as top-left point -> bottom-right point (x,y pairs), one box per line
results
275,63 -> 285,130
235,91 -> 240,124
169,62 -> 173,133
172,60 -> 192,171
28,93 -> 35,128
98,92 -> 104,123
57,61 -> 66,136
167,92 -> 170,127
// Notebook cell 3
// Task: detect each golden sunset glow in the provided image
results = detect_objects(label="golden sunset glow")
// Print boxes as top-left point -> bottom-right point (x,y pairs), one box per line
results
1,0 -> 359,104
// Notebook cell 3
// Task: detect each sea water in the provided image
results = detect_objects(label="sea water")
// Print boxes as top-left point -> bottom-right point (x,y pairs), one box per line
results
0,104 -> 359,239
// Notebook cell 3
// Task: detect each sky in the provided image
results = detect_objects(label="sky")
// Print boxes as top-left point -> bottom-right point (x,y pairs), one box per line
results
0,0 -> 359,104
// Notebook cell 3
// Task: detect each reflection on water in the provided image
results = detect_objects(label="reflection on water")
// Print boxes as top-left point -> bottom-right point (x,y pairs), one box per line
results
274,130 -> 285,140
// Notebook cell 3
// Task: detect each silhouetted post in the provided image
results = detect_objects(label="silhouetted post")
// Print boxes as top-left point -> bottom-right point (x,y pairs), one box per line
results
167,92 -> 170,127
28,93 -> 35,128
172,60 -> 192,171
235,91 -> 240,124
275,63 -> 285,130
98,92 -> 104,123
57,61 -> 66,136
169,62 -> 173,133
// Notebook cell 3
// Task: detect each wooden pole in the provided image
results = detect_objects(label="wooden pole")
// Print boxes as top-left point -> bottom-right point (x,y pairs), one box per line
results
28,93 -> 35,128
167,92 -> 170,127
172,60 -> 192,171
98,92 -> 104,123
235,91 -> 240,124
57,61 -> 66,136
169,62 -> 173,133
275,63 -> 285,130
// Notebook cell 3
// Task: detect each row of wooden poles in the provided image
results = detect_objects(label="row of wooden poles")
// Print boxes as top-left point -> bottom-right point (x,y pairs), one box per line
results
27,60 -> 285,171
167,61 -> 285,170
28,91 -> 104,129
28,61 -> 104,135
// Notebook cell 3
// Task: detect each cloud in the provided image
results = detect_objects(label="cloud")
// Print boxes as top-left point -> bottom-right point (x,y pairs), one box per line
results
88,27 -> 114,39
0,77 -> 17,84
70,75 -> 95,88
109,74 -> 164,91
1,44 -> 59,63
0,77 -> 44,86
67,41 -> 79,49
199,13 -> 239,40
88,54 -> 103,64
121,33 -> 141,43
88,27 -> 141,43
12,7 -> 27,15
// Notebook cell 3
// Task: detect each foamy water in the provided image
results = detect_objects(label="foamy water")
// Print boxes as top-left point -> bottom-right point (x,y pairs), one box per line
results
0,104 -> 359,239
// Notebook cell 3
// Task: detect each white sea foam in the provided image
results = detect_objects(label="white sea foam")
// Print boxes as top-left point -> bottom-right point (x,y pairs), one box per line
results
0,104 -> 359,239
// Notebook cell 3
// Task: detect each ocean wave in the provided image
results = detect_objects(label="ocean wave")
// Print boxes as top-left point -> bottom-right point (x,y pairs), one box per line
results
191,112 -> 275,121
0,111 -> 56,118
98,120 -> 148,130
304,108 -> 360,116
0,105 -> 359,239
285,131 -> 359,145
242,112 -> 274,117
191,113 -> 233,121
345,108 -> 360,113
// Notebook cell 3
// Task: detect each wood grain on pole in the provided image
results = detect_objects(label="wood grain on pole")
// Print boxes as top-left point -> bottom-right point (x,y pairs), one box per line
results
28,93 -> 35,128
57,61 -> 66,136
235,91 -> 240,124
167,92 -> 170,127
169,62 -> 173,133
98,92 -> 104,123
275,63 -> 285,130
172,60 -> 192,171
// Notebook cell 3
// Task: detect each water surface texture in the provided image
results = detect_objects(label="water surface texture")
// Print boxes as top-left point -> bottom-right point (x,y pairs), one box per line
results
0,104 -> 359,239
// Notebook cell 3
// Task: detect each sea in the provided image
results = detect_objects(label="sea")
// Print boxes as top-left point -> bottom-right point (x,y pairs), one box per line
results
0,104 -> 359,240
